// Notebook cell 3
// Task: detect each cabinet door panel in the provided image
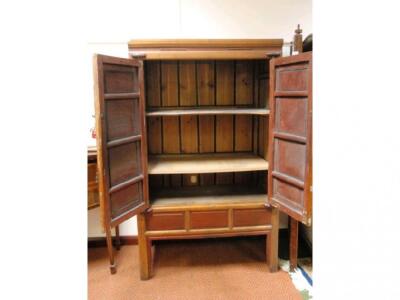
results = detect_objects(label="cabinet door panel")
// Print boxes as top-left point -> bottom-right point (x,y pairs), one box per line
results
267,52 -> 312,225
93,54 -> 149,228
106,99 -> 141,140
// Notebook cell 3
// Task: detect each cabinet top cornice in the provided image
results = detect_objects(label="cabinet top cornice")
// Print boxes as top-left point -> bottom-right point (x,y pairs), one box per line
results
128,39 -> 283,49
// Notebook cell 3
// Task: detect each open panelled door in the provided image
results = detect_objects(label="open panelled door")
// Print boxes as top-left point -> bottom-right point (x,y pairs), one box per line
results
93,54 -> 149,229
267,52 -> 312,226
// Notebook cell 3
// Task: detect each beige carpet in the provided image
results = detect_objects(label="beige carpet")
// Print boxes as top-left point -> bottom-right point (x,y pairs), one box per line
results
88,237 -> 301,300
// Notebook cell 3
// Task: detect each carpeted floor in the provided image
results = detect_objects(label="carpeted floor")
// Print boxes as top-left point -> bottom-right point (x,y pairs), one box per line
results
88,237 -> 302,299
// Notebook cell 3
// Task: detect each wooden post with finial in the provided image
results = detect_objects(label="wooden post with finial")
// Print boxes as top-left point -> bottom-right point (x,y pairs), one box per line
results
293,24 -> 303,53
289,24 -> 301,273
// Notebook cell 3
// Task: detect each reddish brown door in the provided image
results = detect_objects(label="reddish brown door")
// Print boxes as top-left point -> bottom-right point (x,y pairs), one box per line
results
93,54 -> 149,229
267,52 -> 312,225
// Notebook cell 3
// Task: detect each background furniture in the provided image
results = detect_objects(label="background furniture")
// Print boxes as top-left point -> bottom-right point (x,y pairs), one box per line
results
92,34 -> 312,278
88,146 -> 100,209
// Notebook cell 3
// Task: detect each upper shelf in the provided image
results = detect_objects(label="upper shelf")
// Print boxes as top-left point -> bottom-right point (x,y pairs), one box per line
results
146,107 -> 270,117
148,153 -> 269,175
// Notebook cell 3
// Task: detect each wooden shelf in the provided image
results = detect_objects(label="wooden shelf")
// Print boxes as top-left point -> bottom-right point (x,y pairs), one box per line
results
146,107 -> 269,117
151,185 -> 267,208
148,153 -> 268,175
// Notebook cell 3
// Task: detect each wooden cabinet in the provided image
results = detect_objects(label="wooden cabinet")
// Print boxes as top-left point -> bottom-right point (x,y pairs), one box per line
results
92,39 -> 312,279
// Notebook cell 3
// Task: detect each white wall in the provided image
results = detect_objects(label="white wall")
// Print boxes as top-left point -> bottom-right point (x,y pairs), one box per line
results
87,0 -> 312,237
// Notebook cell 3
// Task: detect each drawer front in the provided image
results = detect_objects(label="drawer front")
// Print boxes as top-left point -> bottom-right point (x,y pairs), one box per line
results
146,212 -> 185,231
233,208 -> 271,227
190,210 -> 228,229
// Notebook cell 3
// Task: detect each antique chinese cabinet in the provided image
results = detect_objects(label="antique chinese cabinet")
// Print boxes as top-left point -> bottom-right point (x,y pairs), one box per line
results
93,39 -> 312,279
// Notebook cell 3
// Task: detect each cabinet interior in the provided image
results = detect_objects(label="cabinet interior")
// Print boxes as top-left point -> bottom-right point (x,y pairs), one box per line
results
144,59 -> 270,205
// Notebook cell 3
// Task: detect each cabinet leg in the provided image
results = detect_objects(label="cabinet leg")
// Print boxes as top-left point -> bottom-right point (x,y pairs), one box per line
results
138,214 -> 152,280
267,207 -> 279,272
105,226 -> 116,274
289,217 -> 299,272
115,225 -> 121,251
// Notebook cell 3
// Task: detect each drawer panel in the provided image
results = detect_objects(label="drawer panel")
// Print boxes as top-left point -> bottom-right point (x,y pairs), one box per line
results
190,210 -> 228,229
146,212 -> 185,231
233,208 -> 271,227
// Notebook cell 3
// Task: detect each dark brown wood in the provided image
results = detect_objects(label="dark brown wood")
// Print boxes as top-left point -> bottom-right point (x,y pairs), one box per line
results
289,217 -> 299,271
267,52 -> 312,225
93,54 -> 149,274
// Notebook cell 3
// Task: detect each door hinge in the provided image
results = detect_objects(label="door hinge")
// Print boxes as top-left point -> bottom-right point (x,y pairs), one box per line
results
131,53 -> 147,59
266,52 -> 281,59
310,185 -> 313,192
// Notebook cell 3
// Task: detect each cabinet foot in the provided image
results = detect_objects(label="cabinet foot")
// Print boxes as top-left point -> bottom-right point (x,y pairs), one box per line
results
266,207 -> 279,272
289,217 -> 299,272
115,225 -> 121,251
106,226 -> 116,274
138,214 -> 152,280
109,263 -> 117,274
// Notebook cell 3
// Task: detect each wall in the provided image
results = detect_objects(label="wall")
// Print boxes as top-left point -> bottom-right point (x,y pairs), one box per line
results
87,0 -> 312,238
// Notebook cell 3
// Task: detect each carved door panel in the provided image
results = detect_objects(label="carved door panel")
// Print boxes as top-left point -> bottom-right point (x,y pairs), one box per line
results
93,54 -> 149,229
267,52 -> 312,225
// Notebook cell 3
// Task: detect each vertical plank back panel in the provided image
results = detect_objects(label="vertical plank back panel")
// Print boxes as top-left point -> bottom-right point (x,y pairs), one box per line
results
215,61 -> 234,184
197,61 -> 216,185
161,61 -> 181,186
179,61 -> 198,185
145,59 -> 269,190
197,61 -> 215,106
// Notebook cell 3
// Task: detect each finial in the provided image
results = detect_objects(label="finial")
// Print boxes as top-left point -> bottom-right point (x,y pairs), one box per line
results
295,24 -> 302,34
293,24 -> 303,53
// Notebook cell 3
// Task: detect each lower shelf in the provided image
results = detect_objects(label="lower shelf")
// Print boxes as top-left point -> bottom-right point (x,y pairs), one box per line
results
150,185 -> 267,209
148,153 -> 269,175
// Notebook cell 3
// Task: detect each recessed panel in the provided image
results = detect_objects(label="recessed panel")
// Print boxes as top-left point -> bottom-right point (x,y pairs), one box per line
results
276,63 -> 308,92
274,139 -> 306,181
273,178 -> 303,208
146,212 -> 185,231
275,97 -> 307,137
233,208 -> 271,227
109,142 -> 141,186
106,99 -> 140,141
110,182 -> 142,219
104,64 -> 138,93
190,210 -> 228,229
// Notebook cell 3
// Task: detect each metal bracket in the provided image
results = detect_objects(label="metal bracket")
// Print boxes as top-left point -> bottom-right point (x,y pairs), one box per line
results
130,53 -> 147,59
266,52 -> 281,59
